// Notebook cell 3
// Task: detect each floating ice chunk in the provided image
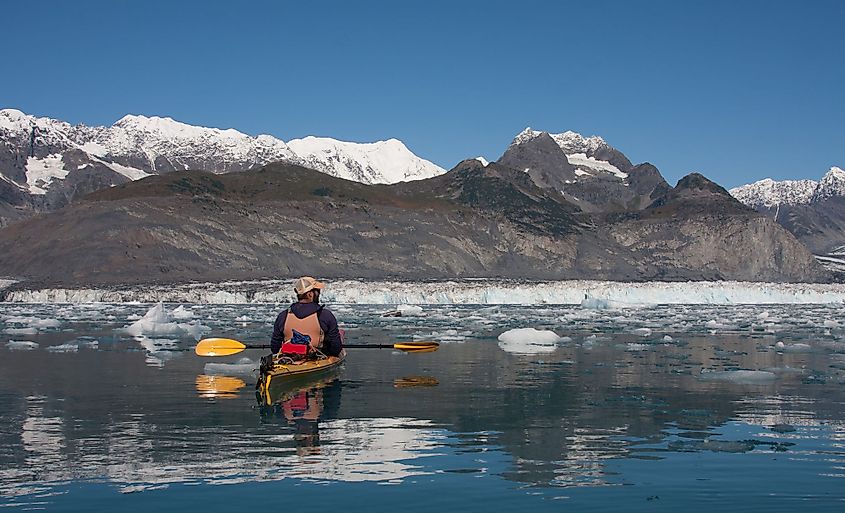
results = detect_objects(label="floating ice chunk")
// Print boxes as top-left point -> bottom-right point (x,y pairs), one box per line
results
204,357 -> 257,376
46,343 -> 79,353
32,318 -> 61,329
626,343 -> 649,351
397,305 -> 425,317
824,320 -> 840,329
235,315 -> 252,322
4,327 -> 38,335
699,370 -> 776,383
497,328 -> 560,354
757,311 -> 770,320
775,341 -> 813,353
78,339 -> 99,349
123,303 -> 209,339
6,340 -> 38,350
663,335 -> 673,342
632,328 -> 652,337
171,306 -> 194,320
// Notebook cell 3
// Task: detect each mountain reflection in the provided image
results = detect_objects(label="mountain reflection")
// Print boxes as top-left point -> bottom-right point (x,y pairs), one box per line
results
1,312 -> 845,497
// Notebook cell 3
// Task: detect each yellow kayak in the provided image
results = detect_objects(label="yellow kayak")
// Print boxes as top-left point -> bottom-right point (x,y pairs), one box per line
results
256,351 -> 346,405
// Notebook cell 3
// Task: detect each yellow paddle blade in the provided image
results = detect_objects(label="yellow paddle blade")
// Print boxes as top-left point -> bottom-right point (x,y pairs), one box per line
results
195,338 -> 247,357
394,342 -> 439,353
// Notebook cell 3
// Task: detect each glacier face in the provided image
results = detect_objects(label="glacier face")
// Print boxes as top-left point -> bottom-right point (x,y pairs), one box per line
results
4,279 -> 845,304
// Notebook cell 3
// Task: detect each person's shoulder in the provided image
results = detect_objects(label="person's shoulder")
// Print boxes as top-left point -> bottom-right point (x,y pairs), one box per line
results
318,305 -> 337,319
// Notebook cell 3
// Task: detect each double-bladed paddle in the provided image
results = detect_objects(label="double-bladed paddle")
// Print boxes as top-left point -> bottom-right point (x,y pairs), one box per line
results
194,337 -> 439,357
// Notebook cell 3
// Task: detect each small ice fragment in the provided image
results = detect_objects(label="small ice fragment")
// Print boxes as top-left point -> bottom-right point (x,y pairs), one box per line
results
824,320 -> 839,329
46,343 -> 79,353
497,328 -> 560,354
397,305 -> 425,317
6,340 -> 39,350
5,327 -> 38,335
775,341 -> 813,353
632,328 -> 652,337
171,306 -> 193,320
699,370 -> 776,384
757,311 -> 770,320
204,357 -> 257,376
663,335 -> 673,342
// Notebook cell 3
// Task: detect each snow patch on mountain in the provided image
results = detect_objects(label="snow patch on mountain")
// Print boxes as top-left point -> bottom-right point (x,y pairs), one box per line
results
287,136 -> 444,184
25,154 -> 69,194
475,156 -> 489,167
566,153 -> 627,179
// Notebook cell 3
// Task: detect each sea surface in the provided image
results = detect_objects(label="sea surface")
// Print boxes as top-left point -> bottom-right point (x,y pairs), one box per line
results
1,302 -> 844,511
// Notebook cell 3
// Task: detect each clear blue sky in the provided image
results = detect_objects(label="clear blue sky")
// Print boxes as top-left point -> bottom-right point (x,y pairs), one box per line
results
3,0 -> 842,188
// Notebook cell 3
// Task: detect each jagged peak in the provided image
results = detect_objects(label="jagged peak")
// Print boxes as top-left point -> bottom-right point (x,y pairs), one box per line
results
510,127 -> 610,155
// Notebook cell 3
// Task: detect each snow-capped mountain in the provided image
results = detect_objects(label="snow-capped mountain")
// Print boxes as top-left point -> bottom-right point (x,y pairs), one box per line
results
729,178 -> 818,209
812,166 -> 845,202
497,127 -> 666,213
730,167 -> 845,278
287,136 -> 444,184
509,127 -> 632,180
729,167 -> 845,209
0,108 -> 446,225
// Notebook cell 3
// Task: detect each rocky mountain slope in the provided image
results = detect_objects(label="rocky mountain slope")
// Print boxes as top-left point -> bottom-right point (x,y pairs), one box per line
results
0,160 -> 826,287
497,128 -> 669,212
0,109 -> 444,226
730,167 -> 845,278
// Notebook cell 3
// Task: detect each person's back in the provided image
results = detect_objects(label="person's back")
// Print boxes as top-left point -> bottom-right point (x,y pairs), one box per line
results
270,276 -> 343,357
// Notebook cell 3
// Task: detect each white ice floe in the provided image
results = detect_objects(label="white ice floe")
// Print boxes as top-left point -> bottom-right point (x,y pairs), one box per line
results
632,328 -> 652,337
775,341 -> 814,353
123,303 -> 209,339
46,343 -> 78,353
4,327 -> 38,335
397,305 -> 425,316
170,306 -> 194,320
204,358 -> 257,376
699,370 -> 777,384
6,340 -> 39,351
497,328 -> 561,354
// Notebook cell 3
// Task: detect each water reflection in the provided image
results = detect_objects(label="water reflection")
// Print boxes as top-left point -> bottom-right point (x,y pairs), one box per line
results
1,303 -> 845,505
195,375 -> 247,399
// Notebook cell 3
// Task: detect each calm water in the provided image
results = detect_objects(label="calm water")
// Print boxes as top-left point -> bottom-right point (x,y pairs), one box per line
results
1,302 -> 844,511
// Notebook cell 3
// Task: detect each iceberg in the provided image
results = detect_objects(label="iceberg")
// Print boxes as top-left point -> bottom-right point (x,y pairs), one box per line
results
497,328 -> 561,354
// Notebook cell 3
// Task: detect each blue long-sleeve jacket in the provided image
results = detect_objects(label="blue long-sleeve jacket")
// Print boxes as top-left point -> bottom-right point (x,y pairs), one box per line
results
270,302 -> 343,356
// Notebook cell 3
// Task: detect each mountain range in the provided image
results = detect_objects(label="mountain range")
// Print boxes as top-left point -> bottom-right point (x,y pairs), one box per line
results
0,109 -> 444,226
0,108 -> 838,287
729,167 -> 845,277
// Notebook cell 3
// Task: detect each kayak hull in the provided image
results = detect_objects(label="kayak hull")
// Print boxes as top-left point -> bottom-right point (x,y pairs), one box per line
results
256,351 -> 346,405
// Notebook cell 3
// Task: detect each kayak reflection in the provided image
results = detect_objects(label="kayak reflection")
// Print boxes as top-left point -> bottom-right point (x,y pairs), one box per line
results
259,377 -> 342,455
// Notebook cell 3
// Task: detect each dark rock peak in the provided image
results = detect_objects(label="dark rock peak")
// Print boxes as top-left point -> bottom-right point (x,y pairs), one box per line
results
646,172 -> 753,216
496,132 -> 577,188
674,172 -> 733,196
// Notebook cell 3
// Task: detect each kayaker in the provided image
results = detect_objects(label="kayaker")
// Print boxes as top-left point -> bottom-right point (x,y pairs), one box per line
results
270,276 -> 343,357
